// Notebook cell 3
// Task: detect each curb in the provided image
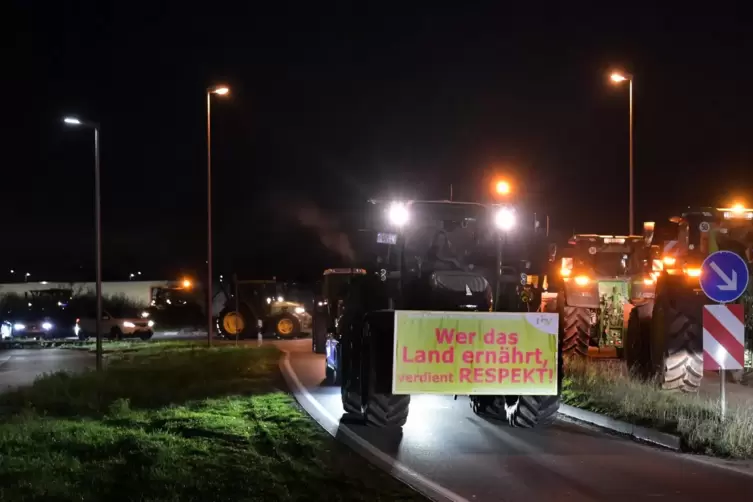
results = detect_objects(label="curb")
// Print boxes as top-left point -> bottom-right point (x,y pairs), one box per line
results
278,350 -> 468,502
558,404 -> 681,451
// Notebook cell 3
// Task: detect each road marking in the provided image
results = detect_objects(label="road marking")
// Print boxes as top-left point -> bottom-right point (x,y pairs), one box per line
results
280,351 -> 469,502
0,355 -> 10,367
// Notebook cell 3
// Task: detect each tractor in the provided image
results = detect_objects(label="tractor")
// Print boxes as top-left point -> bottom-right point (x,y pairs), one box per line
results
625,205 -> 753,391
555,226 -> 662,358
323,198 -> 564,429
216,278 -> 312,340
312,268 -> 367,355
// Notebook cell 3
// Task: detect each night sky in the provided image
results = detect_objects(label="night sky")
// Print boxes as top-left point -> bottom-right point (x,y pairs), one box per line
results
4,2 -> 753,282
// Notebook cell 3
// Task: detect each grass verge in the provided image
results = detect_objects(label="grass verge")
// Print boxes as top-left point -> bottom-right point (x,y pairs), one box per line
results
562,357 -> 753,459
0,344 -> 424,501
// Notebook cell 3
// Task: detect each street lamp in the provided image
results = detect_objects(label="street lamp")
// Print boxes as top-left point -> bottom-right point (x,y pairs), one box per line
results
206,85 -> 230,347
63,115 -> 103,371
610,71 -> 634,235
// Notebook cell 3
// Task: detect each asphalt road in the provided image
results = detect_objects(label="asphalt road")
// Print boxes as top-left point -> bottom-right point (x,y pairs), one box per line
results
279,339 -> 753,502
0,348 -> 94,392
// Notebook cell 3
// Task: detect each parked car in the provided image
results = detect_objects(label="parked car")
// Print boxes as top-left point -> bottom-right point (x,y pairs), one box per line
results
76,306 -> 155,341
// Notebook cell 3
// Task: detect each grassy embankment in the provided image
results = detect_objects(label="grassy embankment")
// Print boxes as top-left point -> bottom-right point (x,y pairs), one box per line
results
0,343 -> 424,502
563,357 -> 753,459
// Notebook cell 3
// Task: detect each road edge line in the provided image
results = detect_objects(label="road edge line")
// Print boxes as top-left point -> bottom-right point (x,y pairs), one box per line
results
558,404 -> 681,450
279,350 -> 469,502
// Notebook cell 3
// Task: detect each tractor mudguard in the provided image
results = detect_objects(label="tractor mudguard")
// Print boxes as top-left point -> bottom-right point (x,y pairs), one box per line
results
562,281 -> 600,309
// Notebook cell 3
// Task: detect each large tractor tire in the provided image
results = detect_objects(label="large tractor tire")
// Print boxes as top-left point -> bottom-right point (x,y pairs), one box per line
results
339,344 -> 363,415
624,301 -> 653,379
272,312 -> 301,339
562,306 -> 591,357
472,394 -> 559,428
218,306 -> 255,339
363,320 -> 410,428
649,283 -> 703,392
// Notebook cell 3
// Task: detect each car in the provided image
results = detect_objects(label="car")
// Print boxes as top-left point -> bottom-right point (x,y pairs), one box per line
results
76,307 -> 155,341
2,289 -> 78,341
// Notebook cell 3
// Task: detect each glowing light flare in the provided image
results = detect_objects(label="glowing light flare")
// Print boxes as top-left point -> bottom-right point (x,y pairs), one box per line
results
182,279 -> 192,288
663,256 -> 677,266
387,202 -> 410,227
574,275 -> 590,286
732,203 -> 745,214
560,268 -> 572,277
610,72 -> 628,83
685,267 -> 702,278
63,117 -> 82,125
495,180 -> 511,195
213,86 -> 230,95
494,207 -> 516,231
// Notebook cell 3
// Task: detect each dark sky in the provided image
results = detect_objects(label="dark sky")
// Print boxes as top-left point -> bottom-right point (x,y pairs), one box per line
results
4,2 -> 753,281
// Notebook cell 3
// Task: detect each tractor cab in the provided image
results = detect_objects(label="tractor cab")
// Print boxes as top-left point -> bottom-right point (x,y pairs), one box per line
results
663,205 -> 753,276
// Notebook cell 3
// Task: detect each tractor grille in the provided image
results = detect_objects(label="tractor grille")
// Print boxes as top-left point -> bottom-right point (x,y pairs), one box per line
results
430,272 -> 490,294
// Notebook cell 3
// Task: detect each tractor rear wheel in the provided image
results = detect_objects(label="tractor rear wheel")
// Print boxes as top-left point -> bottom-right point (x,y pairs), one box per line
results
562,306 -> 591,357
649,292 -> 703,392
625,301 -> 653,379
363,321 -> 410,428
218,307 -> 255,339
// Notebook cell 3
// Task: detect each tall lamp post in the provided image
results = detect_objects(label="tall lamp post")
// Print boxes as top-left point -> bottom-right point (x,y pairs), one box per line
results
610,71 -> 634,236
63,116 -> 103,371
206,85 -> 230,347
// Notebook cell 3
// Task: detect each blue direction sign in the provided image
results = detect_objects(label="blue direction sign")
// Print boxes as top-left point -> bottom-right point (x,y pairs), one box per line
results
700,251 -> 750,303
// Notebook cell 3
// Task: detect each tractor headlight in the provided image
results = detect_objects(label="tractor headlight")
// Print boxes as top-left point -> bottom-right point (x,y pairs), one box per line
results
123,321 -> 136,328
294,307 -> 305,314
42,322 -> 53,331
494,207 -> 516,231
387,202 -> 409,227
148,320 -> 155,327
13,323 -> 26,331
574,275 -> 590,286
140,311 -> 150,318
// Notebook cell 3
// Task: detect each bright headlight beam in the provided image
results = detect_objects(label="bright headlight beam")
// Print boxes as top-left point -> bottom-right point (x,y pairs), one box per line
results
387,202 -> 409,227
494,207 -> 516,231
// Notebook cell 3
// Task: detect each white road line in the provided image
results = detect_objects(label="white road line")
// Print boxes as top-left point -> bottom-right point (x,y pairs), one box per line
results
279,350 -> 469,502
0,355 -> 11,367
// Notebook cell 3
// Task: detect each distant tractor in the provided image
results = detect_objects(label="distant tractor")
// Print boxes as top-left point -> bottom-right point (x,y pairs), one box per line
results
626,205 -> 753,391
312,268 -> 367,356
556,224 -> 661,358
216,279 -> 312,340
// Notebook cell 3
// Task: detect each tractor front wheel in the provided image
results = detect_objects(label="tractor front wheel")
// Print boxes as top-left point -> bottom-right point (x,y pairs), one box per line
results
562,306 -> 591,357
273,313 -> 301,339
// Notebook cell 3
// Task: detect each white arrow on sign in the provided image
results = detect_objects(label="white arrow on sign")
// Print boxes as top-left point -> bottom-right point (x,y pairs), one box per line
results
710,261 -> 738,291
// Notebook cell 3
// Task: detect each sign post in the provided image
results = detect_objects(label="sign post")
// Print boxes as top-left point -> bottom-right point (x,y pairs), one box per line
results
700,251 -> 749,419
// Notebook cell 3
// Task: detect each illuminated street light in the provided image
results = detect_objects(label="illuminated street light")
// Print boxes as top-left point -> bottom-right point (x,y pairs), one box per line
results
63,114 -> 103,371
206,85 -> 231,347
495,180 -> 511,196
609,70 -> 634,235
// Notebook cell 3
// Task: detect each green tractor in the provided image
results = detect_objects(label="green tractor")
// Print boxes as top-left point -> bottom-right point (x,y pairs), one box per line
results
626,205 -> 753,391
557,226 -> 661,358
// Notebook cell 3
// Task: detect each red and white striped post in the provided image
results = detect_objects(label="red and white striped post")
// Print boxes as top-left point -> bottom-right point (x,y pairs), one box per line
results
703,304 -> 745,419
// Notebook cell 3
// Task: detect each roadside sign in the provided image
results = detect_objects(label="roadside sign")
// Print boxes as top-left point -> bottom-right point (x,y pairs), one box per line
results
700,251 -> 750,303
703,304 -> 745,371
